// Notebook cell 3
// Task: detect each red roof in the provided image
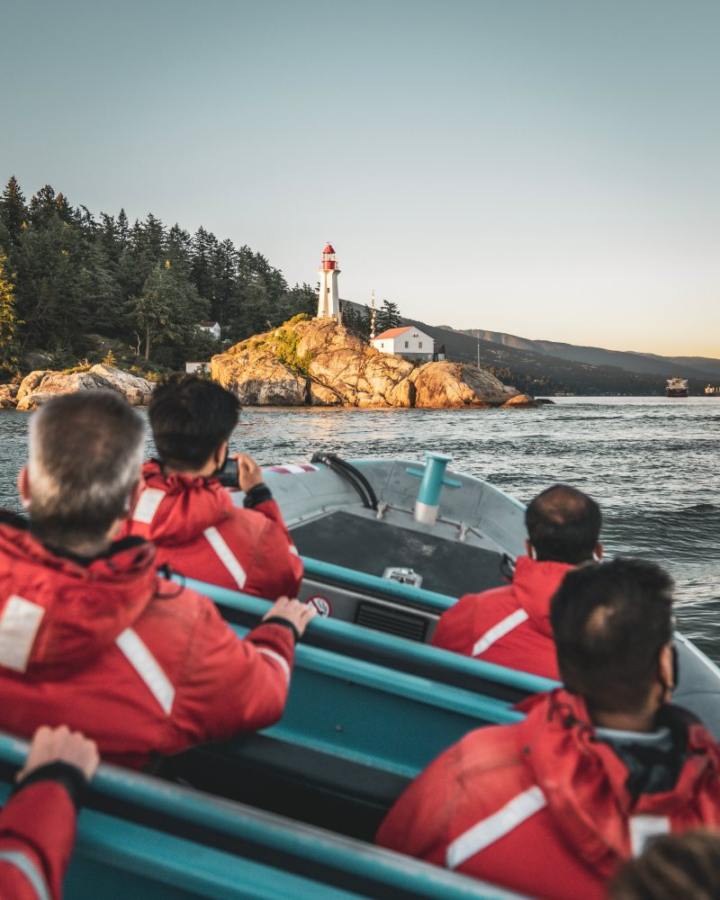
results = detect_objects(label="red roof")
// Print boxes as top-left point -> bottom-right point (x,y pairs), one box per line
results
323,243 -> 335,254
371,326 -> 410,341
199,321 -> 219,328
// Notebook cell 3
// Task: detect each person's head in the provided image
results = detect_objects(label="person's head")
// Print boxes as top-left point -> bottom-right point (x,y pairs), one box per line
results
609,830 -> 720,900
551,558 -> 675,719
148,376 -> 240,474
525,484 -> 602,564
22,391 -> 145,550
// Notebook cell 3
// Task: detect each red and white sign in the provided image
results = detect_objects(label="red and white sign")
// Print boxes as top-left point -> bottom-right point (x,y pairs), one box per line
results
306,596 -> 332,617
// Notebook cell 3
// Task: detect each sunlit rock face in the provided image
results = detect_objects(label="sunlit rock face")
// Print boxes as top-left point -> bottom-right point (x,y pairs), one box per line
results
14,366 -> 153,411
211,316 -> 521,409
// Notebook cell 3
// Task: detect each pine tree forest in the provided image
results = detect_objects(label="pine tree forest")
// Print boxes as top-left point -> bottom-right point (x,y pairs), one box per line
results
0,176 -> 318,377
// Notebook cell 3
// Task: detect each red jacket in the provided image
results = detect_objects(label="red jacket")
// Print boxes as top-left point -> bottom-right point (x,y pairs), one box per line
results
431,557 -> 573,679
0,516 -> 295,769
0,778 -> 76,900
121,461 -> 302,600
377,689 -> 720,900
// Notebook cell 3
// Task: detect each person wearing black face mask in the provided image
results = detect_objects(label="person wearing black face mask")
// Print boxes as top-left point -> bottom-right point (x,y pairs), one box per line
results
378,559 -> 720,900
121,375 -> 303,600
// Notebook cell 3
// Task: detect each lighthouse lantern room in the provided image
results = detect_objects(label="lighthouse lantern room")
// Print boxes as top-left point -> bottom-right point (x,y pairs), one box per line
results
317,243 -> 341,320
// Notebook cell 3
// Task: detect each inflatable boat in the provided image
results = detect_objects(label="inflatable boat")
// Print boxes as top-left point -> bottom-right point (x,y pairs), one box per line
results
2,451 -> 718,899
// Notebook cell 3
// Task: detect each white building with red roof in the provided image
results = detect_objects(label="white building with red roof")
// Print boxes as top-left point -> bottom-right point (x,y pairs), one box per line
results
371,325 -> 435,361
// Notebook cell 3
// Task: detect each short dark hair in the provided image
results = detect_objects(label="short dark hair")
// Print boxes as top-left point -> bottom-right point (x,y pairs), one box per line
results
29,391 -> 145,545
525,484 -> 601,564
551,559 -> 674,714
609,830 -> 720,900
149,376 -> 240,470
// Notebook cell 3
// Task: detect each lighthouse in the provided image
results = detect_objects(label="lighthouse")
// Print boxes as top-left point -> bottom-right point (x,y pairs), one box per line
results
317,243 -> 341,320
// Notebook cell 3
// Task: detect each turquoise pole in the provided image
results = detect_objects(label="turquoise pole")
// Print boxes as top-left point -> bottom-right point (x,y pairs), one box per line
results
414,452 -> 453,524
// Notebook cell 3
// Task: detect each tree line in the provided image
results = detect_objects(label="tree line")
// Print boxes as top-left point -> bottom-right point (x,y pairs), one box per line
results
0,176 -> 319,377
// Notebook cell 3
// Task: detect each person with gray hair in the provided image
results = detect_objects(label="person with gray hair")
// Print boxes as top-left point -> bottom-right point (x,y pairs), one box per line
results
0,391 -> 314,769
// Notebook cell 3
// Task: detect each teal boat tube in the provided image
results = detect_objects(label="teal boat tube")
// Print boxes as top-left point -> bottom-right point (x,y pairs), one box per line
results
0,732 -> 531,900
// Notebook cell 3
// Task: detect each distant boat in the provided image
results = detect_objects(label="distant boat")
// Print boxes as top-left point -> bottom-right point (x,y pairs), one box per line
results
666,377 -> 689,397
705,384 -> 720,396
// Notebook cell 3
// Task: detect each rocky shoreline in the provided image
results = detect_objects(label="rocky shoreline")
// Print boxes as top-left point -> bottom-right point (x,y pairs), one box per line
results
0,318 -> 542,412
0,365 -> 154,411
211,317 -> 538,409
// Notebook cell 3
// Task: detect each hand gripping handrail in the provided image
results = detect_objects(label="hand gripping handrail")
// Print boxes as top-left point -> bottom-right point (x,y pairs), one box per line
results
0,732 -> 531,900
173,572 -> 556,697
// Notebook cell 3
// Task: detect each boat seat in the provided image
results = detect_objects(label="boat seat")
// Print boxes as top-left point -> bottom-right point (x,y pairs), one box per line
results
162,732 -> 411,841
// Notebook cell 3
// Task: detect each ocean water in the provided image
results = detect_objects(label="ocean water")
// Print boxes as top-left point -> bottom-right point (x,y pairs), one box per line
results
1,396 -> 719,658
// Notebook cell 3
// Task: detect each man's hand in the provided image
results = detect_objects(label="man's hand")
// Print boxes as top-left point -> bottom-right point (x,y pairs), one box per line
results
233,454 -> 265,493
17,725 -> 100,784
262,597 -> 316,638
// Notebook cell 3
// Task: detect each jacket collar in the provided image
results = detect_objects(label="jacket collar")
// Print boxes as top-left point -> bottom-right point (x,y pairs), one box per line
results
0,514 -> 159,676
516,689 -> 720,876
512,557 -> 575,637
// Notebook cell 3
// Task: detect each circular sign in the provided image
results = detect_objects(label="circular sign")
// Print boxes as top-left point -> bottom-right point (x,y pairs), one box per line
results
307,595 -> 332,617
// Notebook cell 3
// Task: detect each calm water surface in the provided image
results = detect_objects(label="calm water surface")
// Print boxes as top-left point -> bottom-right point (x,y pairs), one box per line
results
1,396 -> 718,658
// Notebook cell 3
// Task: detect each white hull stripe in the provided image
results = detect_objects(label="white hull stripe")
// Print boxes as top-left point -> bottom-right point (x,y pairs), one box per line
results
133,488 -> 165,525
630,815 -> 670,857
472,608 -> 530,658
0,595 -> 45,673
204,527 -> 247,590
117,628 -> 175,715
0,850 -> 51,900
447,786 -> 547,870
258,647 -> 291,682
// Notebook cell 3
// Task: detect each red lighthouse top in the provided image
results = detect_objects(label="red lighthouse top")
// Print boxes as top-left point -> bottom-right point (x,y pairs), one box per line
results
320,243 -> 337,271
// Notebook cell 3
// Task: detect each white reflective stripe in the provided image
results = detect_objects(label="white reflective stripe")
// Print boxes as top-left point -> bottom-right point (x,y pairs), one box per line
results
133,488 -> 165,524
204,526 -> 247,590
630,815 -> 670,856
472,608 -> 530,658
258,647 -> 291,682
289,544 -> 299,556
116,628 -> 175,715
0,595 -> 45,673
446,786 -> 547,870
0,849 -> 51,900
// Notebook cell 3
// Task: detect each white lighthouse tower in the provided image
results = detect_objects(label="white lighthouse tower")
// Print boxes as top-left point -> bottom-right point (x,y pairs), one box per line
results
317,243 -> 341,320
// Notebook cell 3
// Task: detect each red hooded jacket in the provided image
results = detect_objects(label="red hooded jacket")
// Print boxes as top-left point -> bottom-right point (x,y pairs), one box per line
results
0,516 -> 295,769
0,778 -> 76,900
431,557 -> 573,679
377,689 -> 720,900
121,461 -> 302,600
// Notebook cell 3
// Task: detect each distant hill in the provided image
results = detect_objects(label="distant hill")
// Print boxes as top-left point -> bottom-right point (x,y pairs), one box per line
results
345,302 -> 718,395
458,329 -> 720,381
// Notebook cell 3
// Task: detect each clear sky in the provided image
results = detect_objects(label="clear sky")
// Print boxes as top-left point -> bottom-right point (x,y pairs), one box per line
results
3,0 -> 719,355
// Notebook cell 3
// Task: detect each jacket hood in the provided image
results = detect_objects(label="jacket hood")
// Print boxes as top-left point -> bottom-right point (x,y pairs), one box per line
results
0,516 -> 160,677
512,557 -> 574,637
136,459 -> 234,544
517,689 -> 720,877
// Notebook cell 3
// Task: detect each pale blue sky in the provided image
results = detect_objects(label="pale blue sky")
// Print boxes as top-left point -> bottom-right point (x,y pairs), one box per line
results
3,0 -> 719,355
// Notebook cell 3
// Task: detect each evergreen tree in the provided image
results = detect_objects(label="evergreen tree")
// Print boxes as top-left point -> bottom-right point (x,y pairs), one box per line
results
0,176 -> 27,241
0,253 -> 21,377
376,299 -> 402,333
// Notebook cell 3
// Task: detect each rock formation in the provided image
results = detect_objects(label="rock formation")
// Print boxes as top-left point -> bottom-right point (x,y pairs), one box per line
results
12,365 -> 153,411
211,316 -> 521,409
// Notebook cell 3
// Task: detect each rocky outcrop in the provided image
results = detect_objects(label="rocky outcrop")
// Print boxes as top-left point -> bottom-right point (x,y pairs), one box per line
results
502,393 -> 538,409
211,316 -> 522,409
13,366 -> 153,411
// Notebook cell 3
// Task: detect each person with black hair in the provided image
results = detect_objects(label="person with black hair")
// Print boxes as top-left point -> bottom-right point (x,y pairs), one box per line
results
0,391 -> 314,769
378,559 -> 720,900
609,829 -> 720,899
122,376 -> 302,600
431,484 -> 602,679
